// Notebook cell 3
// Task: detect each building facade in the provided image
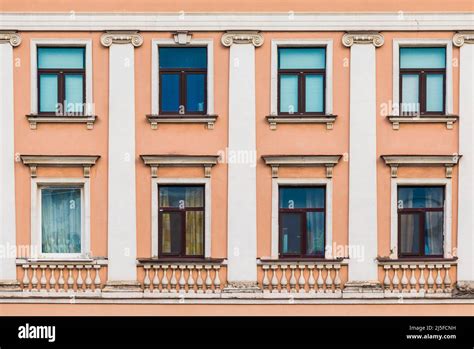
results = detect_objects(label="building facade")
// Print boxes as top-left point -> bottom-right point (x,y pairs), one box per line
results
0,1 -> 473,315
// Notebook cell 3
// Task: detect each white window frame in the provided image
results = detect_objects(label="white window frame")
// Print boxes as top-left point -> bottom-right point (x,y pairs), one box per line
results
151,178 -> 211,258
392,39 -> 453,116
151,38 -> 214,115
390,178 -> 452,259
30,39 -> 93,115
270,178 -> 333,259
270,39 -> 333,116
31,177 -> 91,260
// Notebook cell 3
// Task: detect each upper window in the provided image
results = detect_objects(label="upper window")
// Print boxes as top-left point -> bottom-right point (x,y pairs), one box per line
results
40,186 -> 83,255
397,186 -> 445,258
279,186 -> 325,258
37,47 -> 85,115
278,48 -> 326,115
159,47 -> 207,115
399,47 -> 446,115
158,185 -> 204,258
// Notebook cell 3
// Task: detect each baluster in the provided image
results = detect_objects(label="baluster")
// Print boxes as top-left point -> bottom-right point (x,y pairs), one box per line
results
76,266 -> 84,292
307,265 -> 316,293
383,265 -> 391,292
325,265 -> 333,293
58,265 -> 65,292
187,265 -> 196,294
178,265 -> 186,293
161,265 -> 169,293
170,265 -> 178,293
93,265 -> 101,292
31,265 -> 39,292
85,265 -> 92,291
334,265 -> 342,292
443,264 -> 452,293
152,265 -> 161,293
205,265 -> 212,293
196,266 -> 204,293
262,265 -> 270,292
289,265 -> 297,293
270,265 -> 279,293
40,265 -> 47,292
418,265 -> 426,294
401,265 -> 409,293
67,265 -> 74,292
316,265 -> 324,293
143,265 -> 151,292
280,265 -> 288,293
22,265 -> 30,291
409,265 -> 417,293
298,265 -> 306,293
49,266 -> 57,292
392,265 -> 400,293
435,264 -> 443,293
213,265 -> 221,292
427,265 -> 435,294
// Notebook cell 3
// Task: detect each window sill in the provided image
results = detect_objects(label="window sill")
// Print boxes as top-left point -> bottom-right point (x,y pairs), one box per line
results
137,258 -> 225,265
258,257 -> 347,264
26,114 -> 97,130
16,257 -> 108,266
388,115 -> 458,130
377,257 -> 457,265
146,114 -> 217,130
266,114 -> 337,130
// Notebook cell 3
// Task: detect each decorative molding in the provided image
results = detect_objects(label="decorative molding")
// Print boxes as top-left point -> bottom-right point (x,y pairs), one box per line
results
0,31 -> 21,46
388,115 -> 458,130
141,155 -> 219,178
381,155 -> 461,178
262,155 -> 342,178
100,31 -> 143,47
342,32 -> 384,47
20,155 -> 100,178
146,114 -> 217,130
173,30 -> 192,45
453,31 -> 474,47
266,115 -> 336,130
221,31 -> 264,47
26,115 -> 97,130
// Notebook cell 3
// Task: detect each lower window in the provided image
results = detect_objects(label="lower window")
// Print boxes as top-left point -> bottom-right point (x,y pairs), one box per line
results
397,186 -> 445,257
158,185 -> 204,258
279,186 -> 325,258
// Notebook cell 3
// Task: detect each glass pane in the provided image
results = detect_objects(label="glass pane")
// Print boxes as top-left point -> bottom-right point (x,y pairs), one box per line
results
159,186 -> 204,208
281,213 -> 302,255
400,47 -> 446,69
41,187 -> 81,254
161,212 -> 182,254
398,187 -> 444,209
65,74 -> 84,113
401,74 -> 419,114
185,211 -> 204,256
400,213 -> 420,255
305,74 -> 324,113
279,75 -> 298,113
279,48 -> 326,69
38,47 -> 84,69
161,73 -> 180,112
186,73 -> 205,112
279,187 -> 325,209
426,74 -> 444,112
306,212 -> 325,255
39,74 -> 58,113
159,47 -> 207,69
425,211 -> 444,255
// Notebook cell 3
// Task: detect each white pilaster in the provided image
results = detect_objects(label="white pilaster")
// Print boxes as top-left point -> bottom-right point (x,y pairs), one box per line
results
221,32 -> 263,290
453,32 -> 474,293
101,32 -> 143,291
0,32 -> 21,290
343,33 -> 384,291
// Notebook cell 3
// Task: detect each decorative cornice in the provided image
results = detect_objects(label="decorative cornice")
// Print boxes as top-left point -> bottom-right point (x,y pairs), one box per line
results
0,31 -> 21,46
453,31 -> 474,47
381,155 -> 461,178
342,32 -> 384,48
261,155 -> 342,178
141,155 -> 219,178
221,31 -> 264,47
100,31 -> 143,47
20,155 -> 100,178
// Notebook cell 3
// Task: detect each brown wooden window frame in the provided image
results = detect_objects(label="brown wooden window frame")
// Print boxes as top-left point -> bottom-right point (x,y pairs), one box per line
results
278,186 -> 326,259
37,46 -> 86,115
158,184 -> 205,259
397,185 -> 445,259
